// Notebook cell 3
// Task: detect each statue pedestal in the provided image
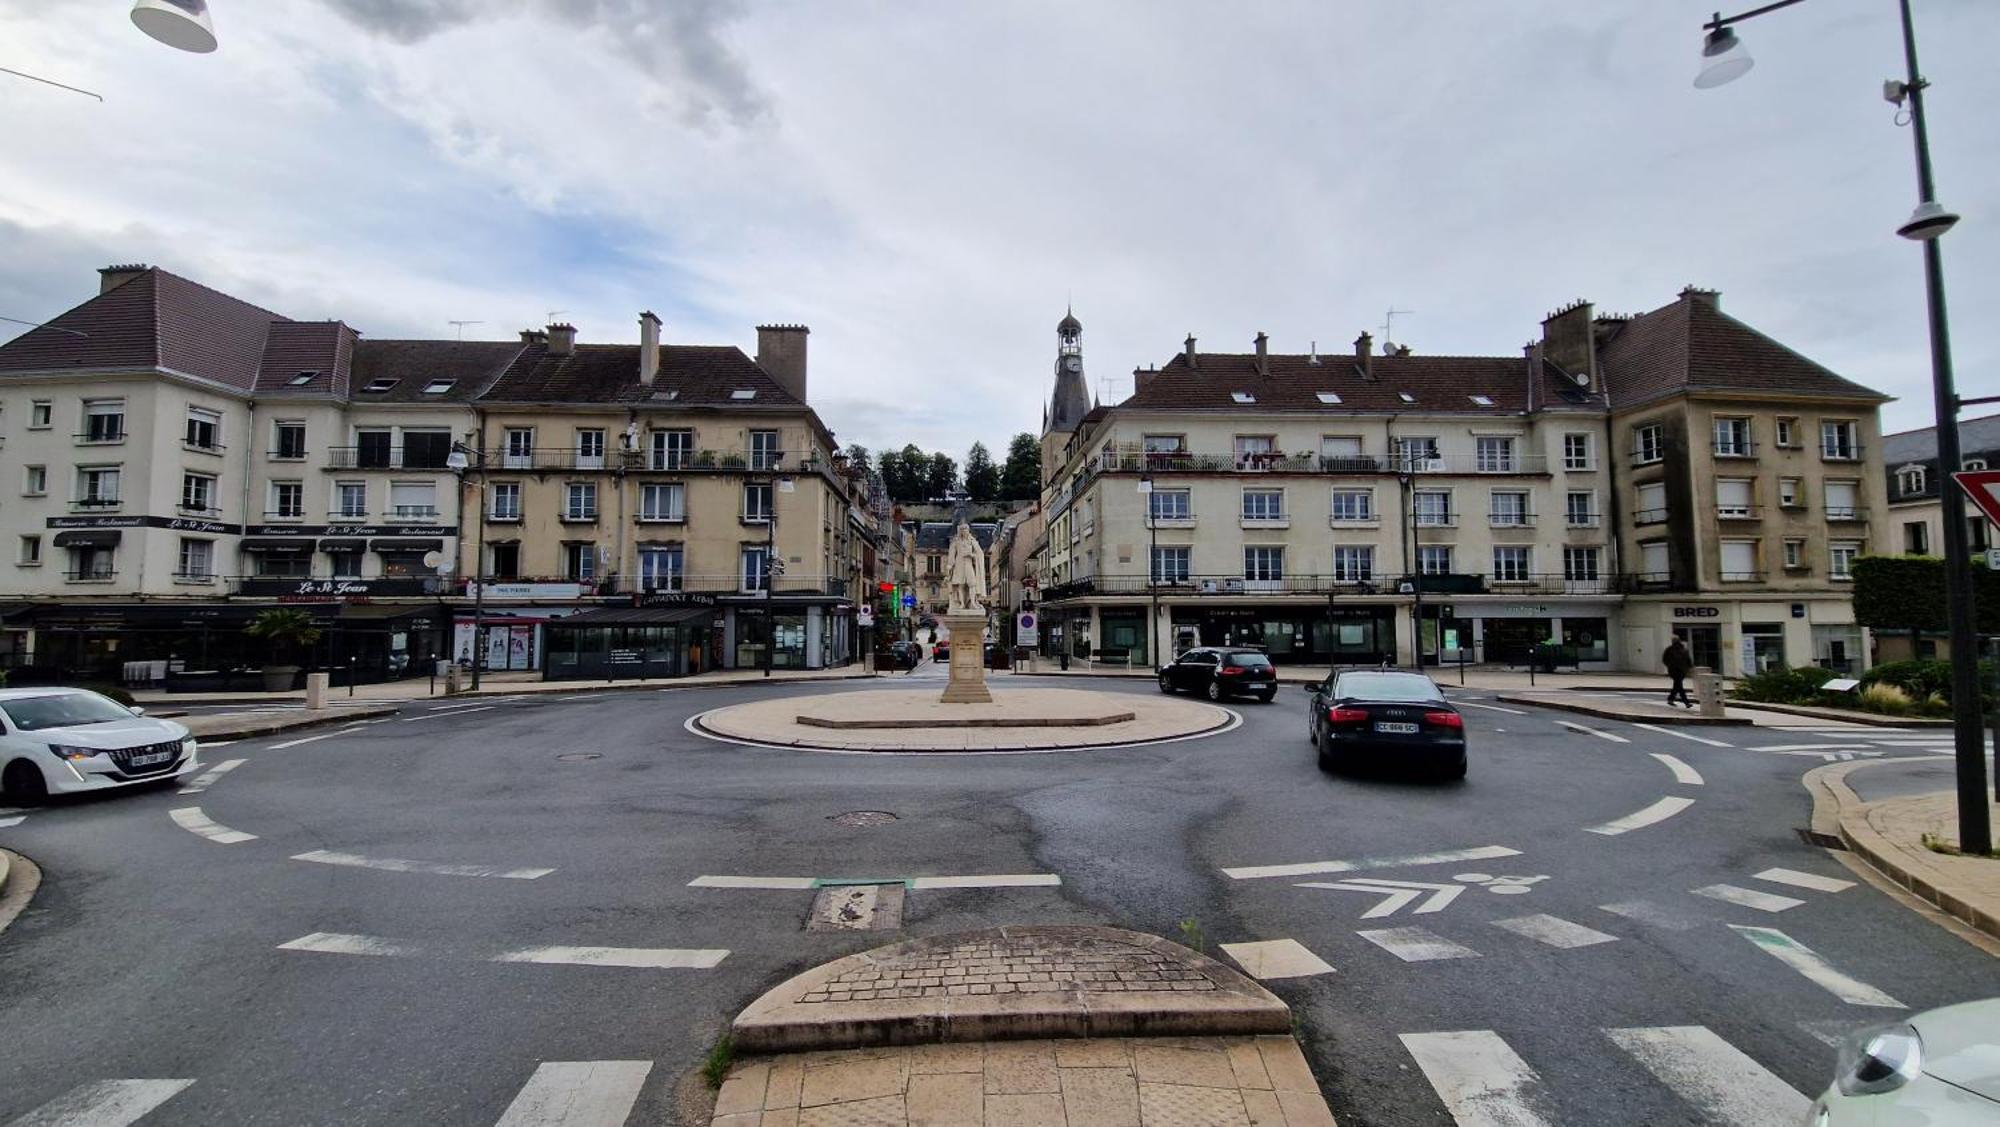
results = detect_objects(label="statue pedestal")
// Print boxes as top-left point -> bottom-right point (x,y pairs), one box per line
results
939,613 -> 992,704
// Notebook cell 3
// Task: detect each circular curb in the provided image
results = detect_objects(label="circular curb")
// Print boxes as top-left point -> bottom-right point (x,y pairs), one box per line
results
0,848 -> 44,936
685,706 -> 1242,756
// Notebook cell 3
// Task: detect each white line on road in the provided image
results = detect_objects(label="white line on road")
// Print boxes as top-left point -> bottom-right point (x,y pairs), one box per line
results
197,740 -> 238,748
1399,1031 -> 1555,1127
168,806 -> 256,844
291,849 -> 553,879
277,932 -> 424,957
492,945 -> 727,969
1648,753 -> 1705,786
1730,925 -> 1903,1007
5,1078 -> 197,1127
1752,743 -> 1870,753
1631,723 -> 1733,748
556,695 -> 601,702
1583,796 -> 1695,836
1606,1026 -> 1808,1126
494,1061 -> 654,1127
0,813 -> 25,828
1298,878 -> 1463,918
1692,884 -> 1805,913
909,873 -> 1061,890
404,706 -> 495,721
1356,926 -> 1480,962
1598,900 -> 1700,931
178,758 -> 246,795
688,875 -> 816,889
1491,914 -> 1618,949
1559,720 -> 1631,743
1222,844 -> 1521,881
1218,939 -> 1336,980
1456,700 -> 1526,715
268,732 -> 343,750
1753,868 -> 1855,894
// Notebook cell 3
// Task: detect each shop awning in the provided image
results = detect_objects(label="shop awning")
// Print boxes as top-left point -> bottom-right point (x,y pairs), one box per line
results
338,603 -> 445,622
239,538 -> 313,552
318,538 -> 368,552
371,538 -> 444,552
52,530 -> 122,548
548,605 -> 715,627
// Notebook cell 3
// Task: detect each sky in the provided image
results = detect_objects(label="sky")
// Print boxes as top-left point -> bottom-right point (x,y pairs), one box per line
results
2,1 -> 1996,460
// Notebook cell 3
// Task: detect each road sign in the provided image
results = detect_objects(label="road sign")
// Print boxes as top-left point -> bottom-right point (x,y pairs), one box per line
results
1953,469 -> 2000,528
902,593 -> 916,608
1017,611 -> 1038,646
857,606 -> 874,627
1018,612 -> 1037,630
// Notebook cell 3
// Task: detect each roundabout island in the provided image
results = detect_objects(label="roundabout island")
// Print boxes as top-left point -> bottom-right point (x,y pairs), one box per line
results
692,685 -> 1235,752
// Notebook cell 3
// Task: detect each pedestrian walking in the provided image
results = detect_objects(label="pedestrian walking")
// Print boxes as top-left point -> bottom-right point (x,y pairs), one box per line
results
1662,637 -> 1694,708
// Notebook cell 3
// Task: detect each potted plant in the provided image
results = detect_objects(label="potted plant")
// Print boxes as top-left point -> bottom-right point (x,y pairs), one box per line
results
693,449 -> 718,468
246,608 -> 322,692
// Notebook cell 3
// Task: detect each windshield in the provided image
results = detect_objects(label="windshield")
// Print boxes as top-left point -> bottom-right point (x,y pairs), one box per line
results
1334,673 -> 1442,703
1224,652 -> 1272,667
0,692 -> 140,732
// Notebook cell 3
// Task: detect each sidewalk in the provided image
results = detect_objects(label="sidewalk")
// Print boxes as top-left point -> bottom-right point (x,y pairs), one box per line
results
179,703 -> 399,741
1495,692 -> 1753,726
1806,760 -> 2000,944
1006,664 -> 1672,692
132,665 -> 877,706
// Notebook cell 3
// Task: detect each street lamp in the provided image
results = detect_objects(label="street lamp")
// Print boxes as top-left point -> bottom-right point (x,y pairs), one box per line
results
131,0 -> 217,53
447,441 -> 488,690
1139,475 -> 1159,665
1694,0 -> 1988,854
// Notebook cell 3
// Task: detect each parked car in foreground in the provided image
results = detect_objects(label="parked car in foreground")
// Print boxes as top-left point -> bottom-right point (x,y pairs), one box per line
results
1158,647 -> 1277,702
0,687 -> 201,802
1808,1000 -> 2000,1124
1306,670 -> 1465,779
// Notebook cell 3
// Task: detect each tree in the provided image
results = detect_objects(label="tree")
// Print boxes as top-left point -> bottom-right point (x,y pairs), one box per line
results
843,444 -> 872,475
882,444 -> 927,503
1851,555 -> 1999,637
964,442 -> 998,503
926,451 -> 959,501
1000,432 -> 1041,501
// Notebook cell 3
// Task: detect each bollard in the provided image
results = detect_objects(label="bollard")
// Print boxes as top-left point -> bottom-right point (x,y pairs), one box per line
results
304,672 -> 330,711
444,663 -> 463,695
1693,667 -> 1725,718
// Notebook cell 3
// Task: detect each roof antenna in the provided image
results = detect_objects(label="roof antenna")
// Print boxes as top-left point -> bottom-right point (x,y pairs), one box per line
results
546,309 -> 569,324
0,314 -> 88,338
1380,306 -> 1414,354
448,320 -> 484,340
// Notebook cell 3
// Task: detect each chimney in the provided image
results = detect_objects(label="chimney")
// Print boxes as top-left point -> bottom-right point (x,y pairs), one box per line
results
1523,341 -> 1541,413
1184,334 -> 1198,369
1539,298 -> 1596,381
755,324 -> 810,402
1679,285 -> 1720,310
98,263 -> 149,294
1308,340 -> 1320,365
518,327 -> 547,345
1253,332 -> 1269,377
1353,332 -> 1374,381
638,310 -> 661,386
1134,364 -> 1157,394
547,322 -> 577,356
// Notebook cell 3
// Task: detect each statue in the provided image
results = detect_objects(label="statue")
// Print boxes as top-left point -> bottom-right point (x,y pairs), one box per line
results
946,521 -> 987,615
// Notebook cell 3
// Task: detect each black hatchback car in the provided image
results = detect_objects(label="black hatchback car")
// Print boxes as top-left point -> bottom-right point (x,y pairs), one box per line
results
1306,670 -> 1466,778
1158,647 -> 1277,702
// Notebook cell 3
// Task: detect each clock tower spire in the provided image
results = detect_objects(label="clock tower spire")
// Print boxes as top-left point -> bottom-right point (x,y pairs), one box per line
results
1048,305 -> 1090,435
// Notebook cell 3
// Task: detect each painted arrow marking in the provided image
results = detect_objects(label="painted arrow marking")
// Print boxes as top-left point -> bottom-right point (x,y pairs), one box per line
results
1297,877 -> 1465,918
1776,749 -> 1884,762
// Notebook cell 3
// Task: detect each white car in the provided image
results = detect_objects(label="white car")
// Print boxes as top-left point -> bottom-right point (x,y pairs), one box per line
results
1810,999 -> 2000,1124
0,687 -> 200,803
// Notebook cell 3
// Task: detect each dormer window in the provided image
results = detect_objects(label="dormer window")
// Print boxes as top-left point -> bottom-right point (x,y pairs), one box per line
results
362,378 -> 398,393
288,371 -> 318,387
1231,392 -> 1256,404
422,379 -> 455,395
1897,465 -> 1927,494
1315,392 -> 1341,405
1468,394 -> 1495,406
730,388 -> 757,401
1398,392 -> 1416,404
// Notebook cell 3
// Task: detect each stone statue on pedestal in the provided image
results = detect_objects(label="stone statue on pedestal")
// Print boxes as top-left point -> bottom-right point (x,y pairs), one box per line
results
940,521 -> 993,704
946,521 -> 987,615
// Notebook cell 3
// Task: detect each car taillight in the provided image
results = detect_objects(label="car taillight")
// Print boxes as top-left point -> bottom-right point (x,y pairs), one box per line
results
1221,665 -> 1245,675
1327,707 -> 1369,724
1423,710 -> 1463,729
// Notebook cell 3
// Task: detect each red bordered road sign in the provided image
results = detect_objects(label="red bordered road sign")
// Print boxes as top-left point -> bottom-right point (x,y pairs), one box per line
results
1954,469 -> 2000,529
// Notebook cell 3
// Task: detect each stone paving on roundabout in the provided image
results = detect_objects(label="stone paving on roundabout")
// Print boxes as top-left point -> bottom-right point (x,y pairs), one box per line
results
692,687 -> 1237,752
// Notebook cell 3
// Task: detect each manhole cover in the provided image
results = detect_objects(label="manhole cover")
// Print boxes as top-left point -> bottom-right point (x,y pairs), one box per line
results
829,810 -> 897,827
556,753 -> 602,761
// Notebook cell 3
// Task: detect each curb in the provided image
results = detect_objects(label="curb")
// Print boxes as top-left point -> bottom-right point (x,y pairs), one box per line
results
135,671 -> 882,709
0,848 -> 43,936
1494,693 -> 1751,726
184,702 -> 400,741
1802,759 -> 2000,944
1727,699 -> 1951,728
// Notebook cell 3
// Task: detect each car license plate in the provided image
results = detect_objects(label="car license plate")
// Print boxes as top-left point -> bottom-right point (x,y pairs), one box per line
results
1373,722 -> 1419,734
129,751 -> 174,766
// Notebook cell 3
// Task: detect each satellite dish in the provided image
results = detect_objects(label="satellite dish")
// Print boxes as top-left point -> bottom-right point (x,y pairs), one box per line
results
422,551 -> 443,569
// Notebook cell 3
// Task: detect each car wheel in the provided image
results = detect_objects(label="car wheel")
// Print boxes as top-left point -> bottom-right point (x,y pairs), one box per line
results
1158,674 -> 1175,694
1205,679 -> 1225,702
1307,717 -> 1318,745
1316,740 -> 1334,772
1256,691 -> 1275,704
2,759 -> 49,805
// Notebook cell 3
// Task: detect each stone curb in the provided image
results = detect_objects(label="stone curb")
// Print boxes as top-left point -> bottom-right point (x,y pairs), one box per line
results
1494,693 -> 1752,726
797,711 -> 1138,730
0,848 -> 43,936
1727,699 -> 1951,728
1803,759 -> 2000,944
181,702 -> 400,741
731,925 -> 1292,1053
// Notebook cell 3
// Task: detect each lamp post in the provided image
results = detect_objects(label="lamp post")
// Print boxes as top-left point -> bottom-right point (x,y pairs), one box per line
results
130,0 -> 218,52
1694,0 -> 1987,853
447,441 -> 488,691
1140,475 -> 1160,665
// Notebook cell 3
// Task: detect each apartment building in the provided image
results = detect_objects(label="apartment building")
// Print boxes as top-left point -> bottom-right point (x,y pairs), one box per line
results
1876,412 -> 2000,661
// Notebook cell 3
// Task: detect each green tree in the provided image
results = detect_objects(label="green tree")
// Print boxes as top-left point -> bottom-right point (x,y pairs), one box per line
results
926,451 -> 959,501
883,444 -> 927,503
842,444 -> 872,475
1000,432 -> 1041,501
964,442 -> 999,503
1851,555 -> 2000,638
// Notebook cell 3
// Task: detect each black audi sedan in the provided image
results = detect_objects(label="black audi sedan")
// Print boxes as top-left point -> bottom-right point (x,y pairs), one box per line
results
1306,670 -> 1466,779
1157,647 -> 1277,703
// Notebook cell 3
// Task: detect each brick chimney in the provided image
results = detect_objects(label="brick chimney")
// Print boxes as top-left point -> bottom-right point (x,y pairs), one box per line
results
1184,334 -> 1198,370
1354,332 -> 1374,381
755,324 -> 810,402
518,328 -> 546,345
1253,332 -> 1269,377
1523,341 -> 1542,413
1540,298 -> 1595,382
98,264 -> 149,294
638,311 -> 661,386
547,322 -> 577,356
1679,285 -> 1720,310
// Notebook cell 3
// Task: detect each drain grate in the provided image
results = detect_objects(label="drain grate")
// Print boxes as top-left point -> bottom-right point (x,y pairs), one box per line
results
556,752 -> 602,762
829,810 -> 897,827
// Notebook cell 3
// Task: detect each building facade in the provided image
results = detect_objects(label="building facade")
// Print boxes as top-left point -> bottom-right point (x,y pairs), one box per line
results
1875,411 -> 2000,661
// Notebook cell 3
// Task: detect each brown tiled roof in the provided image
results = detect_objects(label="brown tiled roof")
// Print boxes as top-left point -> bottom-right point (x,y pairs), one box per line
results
1121,352 -> 1603,414
255,321 -> 356,396
1597,295 -> 1888,409
0,267 -> 288,391
478,342 -> 804,408
346,339 -> 527,403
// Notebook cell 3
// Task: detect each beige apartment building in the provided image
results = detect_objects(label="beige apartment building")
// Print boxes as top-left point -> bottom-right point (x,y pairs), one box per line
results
1875,412 -> 2000,660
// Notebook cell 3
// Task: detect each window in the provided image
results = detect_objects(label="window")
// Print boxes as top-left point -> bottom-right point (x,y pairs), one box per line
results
1716,478 -> 1754,519
421,379 -> 455,395
564,482 -> 598,521
1396,435 -> 1439,471
489,482 -> 521,521
1475,435 -> 1516,472
400,430 -> 451,469
1489,490 -> 1530,527
274,421 -> 307,459
1829,541 -> 1861,580
329,549 -> 363,578
1468,394 -> 1495,407
1824,480 -> 1859,520
1233,434 -> 1276,469
1967,458 -> 1989,472
68,545 -> 115,580
1640,541 -> 1670,581
23,465 -> 45,495
575,428 -> 606,470
1150,546 -> 1190,584
269,481 -> 303,518
749,429 -> 781,471
1397,392 -> 1416,404
1821,420 -> 1859,460
1332,545 -> 1374,582
1417,545 -> 1452,575
1320,435 -> 1363,466
741,546 -> 770,592
743,482 -> 773,523
564,542 -> 597,582
83,400 -> 124,442
730,388 -> 757,401
185,407 -> 222,450
1330,489 -> 1373,523
29,400 -> 51,429
288,370 -> 317,387
503,428 -> 535,469
1491,546 -> 1532,582
361,378 -> 398,393
1562,433 -> 1593,471
1712,416 -> 1753,457
1897,466 -> 1926,495
1315,392 -> 1342,405
176,539 -> 213,580
1720,540 -> 1759,581
1241,488 -> 1284,522
389,481 -> 436,520
180,472 -> 216,513
1775,417 -> 1798,448
1142,434 -> 1187,454
356,428 -> 392,468
77,466 -> 121,506
324,481 -> 363,519
1413,490 -> 1452,526
1243,546 -> 1285,583
1779,477 -> 1802,507
640,482 -> 685,522
1904,521 -> 1930,554
1784,539 -> 1805,569
1563,547 -> 1600,582
1148,489 -> 1190,522
1633,422 -> 1665,464
1230,392 -> 1256,404
1635,481 -> 1667,524
1565,491 -> 1596,527
652,428 -> 693,470
639,545 -> 684,591
18,535 -> 41,565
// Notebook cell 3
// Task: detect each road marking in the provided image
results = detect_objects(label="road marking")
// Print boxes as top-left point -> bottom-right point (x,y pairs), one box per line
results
1491,914 -> 1618,949
1752,743 -> 1869,753
1777,750 -> 1883,762
277,932 -> 424,957
492,945 -> 727,969
1222,844 -> 1521,881
1597,900 -> 1700,931
1753,868 -> 1855,894
1298,878 -> 1463,918
168,806 -> 256,844
0,815 -> 24,828
556,695 -> 600,702
1558,720 -> 1631,743
1219,939 -> 1335,979
198,740 -> 238,748
1648,753 -> 1704,786
268,731 -> 343,750
177,758 -> 246,795
493,1061 -> 654,1127
1399,1031 -> 1554,1127
1692,884 -> 1804,913
1583,796 -> 1695,836
1606,1026 -> 1808,1125
1730,926 -> 1903,1007
908,873 -> 1061,890
4,1078 -> 196,1126
1456,700 -> 1526,715
1630,723 -> 1732,747
404,705 -> 495,721
1356,926 -> 1480,962
689,875 -> 817,890
291,849 -> 553,880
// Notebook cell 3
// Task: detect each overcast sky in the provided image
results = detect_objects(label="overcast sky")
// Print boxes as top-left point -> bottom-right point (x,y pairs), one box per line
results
2,1 -> 1995,458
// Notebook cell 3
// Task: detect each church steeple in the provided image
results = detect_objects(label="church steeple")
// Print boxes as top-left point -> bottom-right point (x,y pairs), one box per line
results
1048,305 -> 1090,435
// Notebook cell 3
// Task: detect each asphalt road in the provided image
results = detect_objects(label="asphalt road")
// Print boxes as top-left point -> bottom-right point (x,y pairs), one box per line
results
2,667 -> 1995,1125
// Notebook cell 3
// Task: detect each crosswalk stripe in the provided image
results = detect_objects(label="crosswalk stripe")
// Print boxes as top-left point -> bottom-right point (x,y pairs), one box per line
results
1597,900 -> 1700,931
1631,723 -> 1733,747
1399,1031 -> 1555,1127
1648,753 -> 1704,786
1219,939 -> 1336,979
493,1061 -> 653,1127
5,1078 -> 195,1126
1730,926 -> 1903,1007
1583,796 -> 1695,836
1606,1026 -> 1808,1125
278,932 -> 424,957
291,849 -> 553,880
1692,884 -> 1805,913
1221,844 -> 1521,881
1491,914 -> 1617,949
178,758 -> 246,794
688,875 -> 816,889
908,873 -> 1061,889
491,946 -> 728,969
1356,926 -> 1479,962
168,806 -> 256,844
1753,868 -> 1854,894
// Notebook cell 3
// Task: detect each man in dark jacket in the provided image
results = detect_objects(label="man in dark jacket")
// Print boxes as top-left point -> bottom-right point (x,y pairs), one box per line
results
1662,637 -> 1695,708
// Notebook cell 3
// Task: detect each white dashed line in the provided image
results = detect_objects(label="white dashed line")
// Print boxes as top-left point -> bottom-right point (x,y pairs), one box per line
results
278,932 -> 424,957
404,706 -> 495,721
1491,914 -> 1618,949
1584,796 -> 1695,836
1649,753 -> 1704,786
1598,900 -> 1700,931
268,731 -> 343,750
5,1078 -> 197,1127
1752,868 -> 1855,894
1630,723 -> 1733,748
1751,743 -> 1869,753
494,1061 -> 654,1127
1730,926 -> 1903,1007
1222,844 -> 1521,881
178,758 -> 246,795
1356,926 -> 1480,962
1456,700 -> 1527,715
168,806 -> 257,844
1692,884 -> 1804,913
1560,721 -> 1631,743
689,875 -> 817,890
491,945 -> 728,969
908,873 -> 1061,890
291,849 -> 553,879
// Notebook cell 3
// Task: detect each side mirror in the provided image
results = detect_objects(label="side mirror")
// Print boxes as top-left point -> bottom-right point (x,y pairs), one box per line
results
128,705 -> 146,717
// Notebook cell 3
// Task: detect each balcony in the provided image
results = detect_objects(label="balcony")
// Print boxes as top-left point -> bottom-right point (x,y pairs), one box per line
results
324,447 -> 456,471
183,440 -> 226,456
388,506 -> 440,523
64,569 -> 117,583
1720,570 -> 1766,583
1716,505 -> 1763,521
559,510 -> 599,524
172,571 -> 217,585
75,429 -> 127,445
1633,507 -> 1669,526
1091,446 -> 1548,477
596,573 -> 848,597
69,497 -> 123,512
263,510 -> 307,521
177,505 -> 224,519
329,509 -> 371,521
1487,512 -> 1536,529
1038,571 -> 1637,600
1824,507 -> 1869,523
1820,442 -> 1864,462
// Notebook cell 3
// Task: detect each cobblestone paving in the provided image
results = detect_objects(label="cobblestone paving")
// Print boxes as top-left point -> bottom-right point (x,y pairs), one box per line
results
797,934 -> 1218,1003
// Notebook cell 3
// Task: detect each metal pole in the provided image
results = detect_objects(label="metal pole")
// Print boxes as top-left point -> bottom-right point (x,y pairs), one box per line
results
765,478 -> 776,678
471,469 -> 488,691
1897,0 -> 1988,853
1406,471 -> 1423,669
1147,484 -> 1159,667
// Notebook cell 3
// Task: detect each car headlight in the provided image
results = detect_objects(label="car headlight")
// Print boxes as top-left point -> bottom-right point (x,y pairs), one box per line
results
1836,1023 -> 1923,1096
46,744 -> 99,762
182,738 -> 198,754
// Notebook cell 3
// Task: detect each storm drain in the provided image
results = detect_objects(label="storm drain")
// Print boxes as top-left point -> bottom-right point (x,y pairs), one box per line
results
556,753 -> 602,762
829,810 -> 897,827
807,882 -> 906,932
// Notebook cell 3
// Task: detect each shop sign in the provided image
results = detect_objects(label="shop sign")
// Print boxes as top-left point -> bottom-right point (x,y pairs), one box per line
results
46,514 -> 244,534
634,591 -> 717,607
1672,606 -> 1722,619
244,523 -> 455,538
469,581 -> 584,599
609,648 -> 642,664
238,577 -> 444,598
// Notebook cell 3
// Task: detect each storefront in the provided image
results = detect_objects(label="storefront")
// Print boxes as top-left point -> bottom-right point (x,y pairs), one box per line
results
1619,596 -> 1862,677
1172,604 -> 1399,666
543,605 -> 717,680
719,597 -> 852,671
1445,600 -> 1620,669
452,583 -> 594,672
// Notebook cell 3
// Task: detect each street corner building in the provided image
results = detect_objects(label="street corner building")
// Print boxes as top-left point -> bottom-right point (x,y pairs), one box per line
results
0,265 -> 882,689
1030,291 -> 1888,677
